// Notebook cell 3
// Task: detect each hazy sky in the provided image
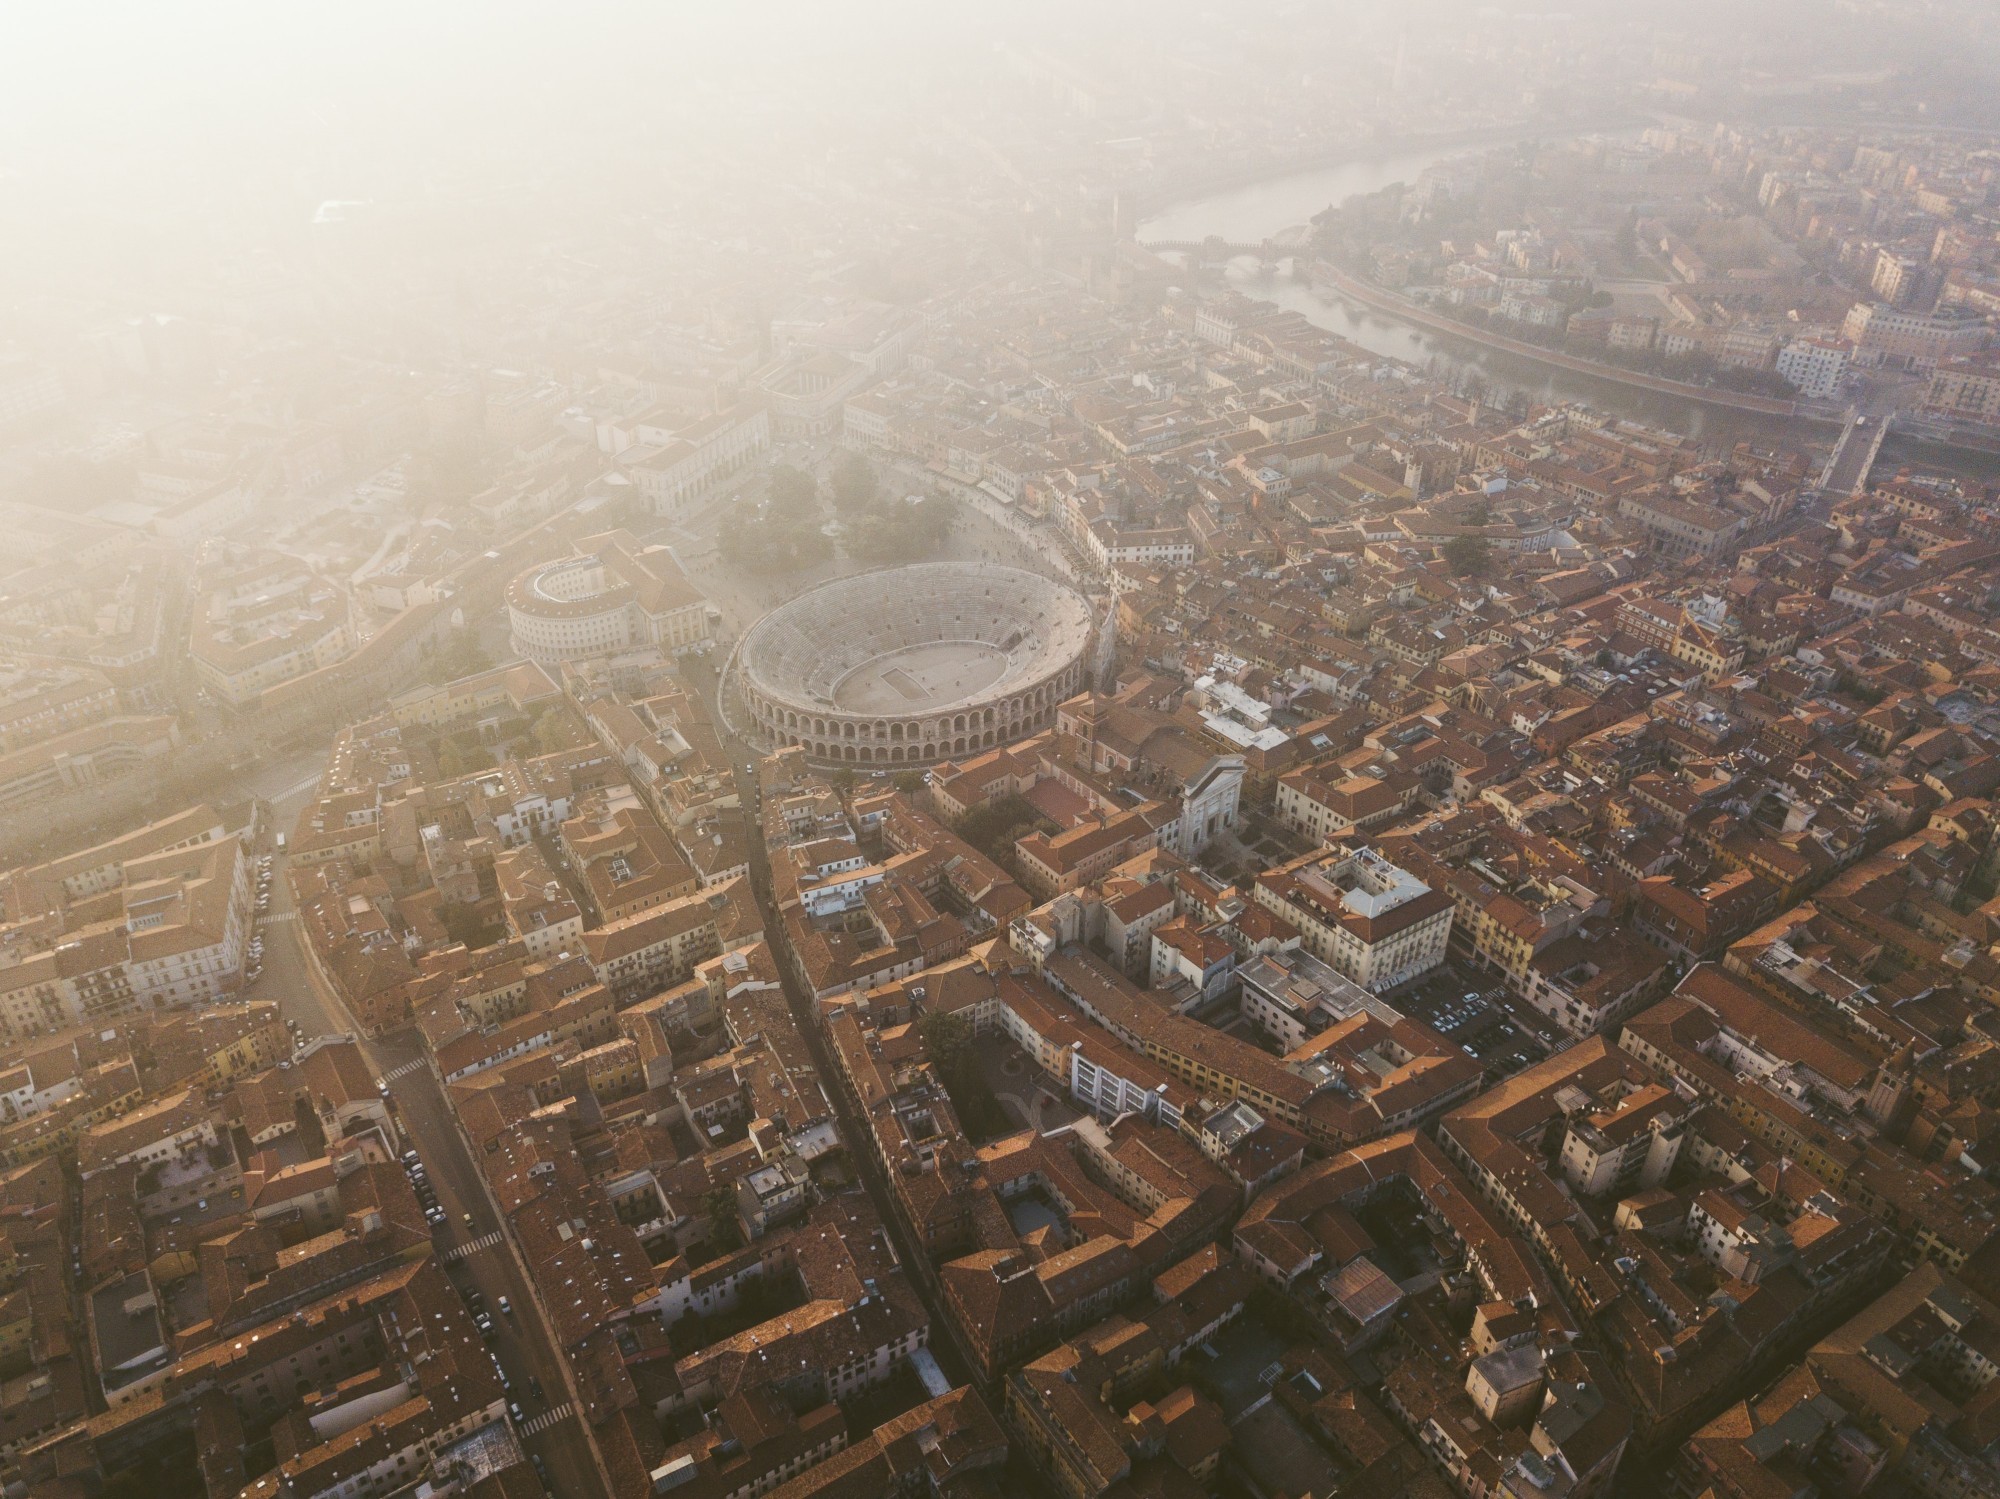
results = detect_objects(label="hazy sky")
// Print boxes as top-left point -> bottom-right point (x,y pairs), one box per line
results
5,0 -> 1995,306
0,2 -> 999,200
7,0 -> 1991,207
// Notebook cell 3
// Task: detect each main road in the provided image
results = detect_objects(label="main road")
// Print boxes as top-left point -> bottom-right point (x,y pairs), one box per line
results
674,652 -> 992,1396
247,777 -> 610,1499
246,578 -> 1015,1490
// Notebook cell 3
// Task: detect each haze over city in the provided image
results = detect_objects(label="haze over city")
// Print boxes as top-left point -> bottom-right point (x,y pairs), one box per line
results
3,6 -> 2000,1499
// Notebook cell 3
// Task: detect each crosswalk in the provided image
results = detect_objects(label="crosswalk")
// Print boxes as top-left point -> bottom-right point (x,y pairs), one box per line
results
383,1057 -> 427,1082
518,1402 -> 574,1436
273,771 -> 325,802
256,909 -> 297,924
444,1230 -> 502,1262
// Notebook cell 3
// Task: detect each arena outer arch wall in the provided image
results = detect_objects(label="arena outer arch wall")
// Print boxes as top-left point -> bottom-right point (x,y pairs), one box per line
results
734,562 -> 1096,767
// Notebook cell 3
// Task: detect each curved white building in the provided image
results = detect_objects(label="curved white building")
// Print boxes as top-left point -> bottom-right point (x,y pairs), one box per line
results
507,530 -> 709,665
738,563 -> 1094,766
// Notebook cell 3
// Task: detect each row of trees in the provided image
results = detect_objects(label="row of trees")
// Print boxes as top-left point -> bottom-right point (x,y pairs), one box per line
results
845,493 -> 952,563
717,464 -> 834,573
716,453 -> 952,574
1418,300 -> 1799,401
833,451 -> 954,562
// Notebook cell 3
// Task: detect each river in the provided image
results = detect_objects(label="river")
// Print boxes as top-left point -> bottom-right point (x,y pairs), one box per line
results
1140,145 -> 2000,479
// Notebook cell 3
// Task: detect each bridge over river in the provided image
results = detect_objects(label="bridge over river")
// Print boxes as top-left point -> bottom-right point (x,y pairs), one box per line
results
1820,412 -> 1889,495
1140,235 -> 1298,267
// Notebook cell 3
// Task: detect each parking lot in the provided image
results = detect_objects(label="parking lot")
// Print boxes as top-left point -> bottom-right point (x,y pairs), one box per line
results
1389,966 -> 1549,1079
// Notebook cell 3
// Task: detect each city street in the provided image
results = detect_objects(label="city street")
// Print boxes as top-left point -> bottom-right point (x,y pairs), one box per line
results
18,11 -> 1999,1499
213,455 -> 1099,1471
676,652 -> 990,1396
248,781 -> 610,1499
217,463 -> 1090,1471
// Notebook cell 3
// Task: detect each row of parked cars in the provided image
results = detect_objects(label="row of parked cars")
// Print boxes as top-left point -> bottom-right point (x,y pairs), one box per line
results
403,1149 -> 451,1230
459,1279 -> 530,1425
244,854 -> 275,985
406,1149 -> 544,1441
1429,992 -> 1491,1037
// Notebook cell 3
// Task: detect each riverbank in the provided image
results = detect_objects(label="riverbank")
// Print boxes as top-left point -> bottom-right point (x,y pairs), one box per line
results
1131,115 -> 1647,224
1141,126 -> 2000,476
1309,259 -> 1831,422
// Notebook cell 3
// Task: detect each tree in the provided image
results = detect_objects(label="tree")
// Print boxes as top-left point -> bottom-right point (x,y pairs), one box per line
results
440,903 -> 502,950
920,1011 -> 971,1075
1443,535 -> 1491,577
716,490 -> 762,567
430,627 -> 490,686
829,766 -> 856,793
438,741 -> 493,779
703,1185 -> 742,1251
790,524 -> 834,569
919,1010 -> 1008,1138
1614,213 -> 1639,267
831,451 -> 879,515
954,793 -> 1049,870
531,707 -> 571,756
717,471 -> 835,575
843,494 -> 952,565
767,464 -> 819,517
893,770 -> 926,794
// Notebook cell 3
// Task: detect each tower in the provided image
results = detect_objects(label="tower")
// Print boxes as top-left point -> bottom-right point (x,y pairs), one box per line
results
1091,595 -> 1118,692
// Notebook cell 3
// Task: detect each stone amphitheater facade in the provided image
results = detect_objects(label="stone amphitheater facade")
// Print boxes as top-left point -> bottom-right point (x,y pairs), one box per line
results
737,563 -> 1095,766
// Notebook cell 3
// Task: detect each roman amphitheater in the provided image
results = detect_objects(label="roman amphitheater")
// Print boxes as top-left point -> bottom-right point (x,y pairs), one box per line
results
735,562 -> 1096,766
